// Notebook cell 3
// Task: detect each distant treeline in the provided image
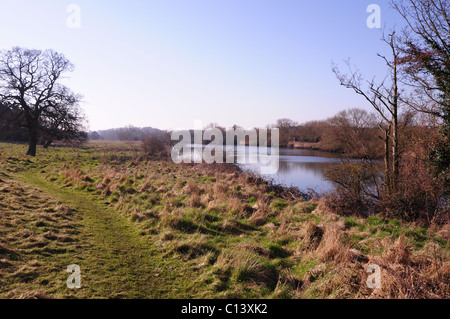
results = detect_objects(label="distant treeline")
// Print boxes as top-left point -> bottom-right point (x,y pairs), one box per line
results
0,103 -> 29,142
88,126 -> 166,141
0,110 -> 168,144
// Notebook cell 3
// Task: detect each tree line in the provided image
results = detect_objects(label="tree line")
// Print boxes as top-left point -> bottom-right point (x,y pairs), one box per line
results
88,126 -> 164,141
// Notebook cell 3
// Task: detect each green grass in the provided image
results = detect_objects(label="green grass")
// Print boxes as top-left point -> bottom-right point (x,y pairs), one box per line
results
0,141 -> 448,299
14,171 -> 197,298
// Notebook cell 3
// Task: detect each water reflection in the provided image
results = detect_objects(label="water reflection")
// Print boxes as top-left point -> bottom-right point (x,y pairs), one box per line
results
173,145 -> 344,194
239,148 -> 344,194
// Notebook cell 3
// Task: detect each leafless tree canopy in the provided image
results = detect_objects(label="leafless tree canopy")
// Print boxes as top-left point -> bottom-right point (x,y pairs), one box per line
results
392,0 -> 450,117
325,108 -> 381,160
0,47 -> 85,156
332,32 -> 402,195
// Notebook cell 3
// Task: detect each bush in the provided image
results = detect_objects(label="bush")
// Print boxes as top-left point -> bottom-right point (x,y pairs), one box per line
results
323,162 -> 380,217
323,188 -> 377,217
323,157 -> 449,224
142,134 -> 169,158
381,157 -> 449,224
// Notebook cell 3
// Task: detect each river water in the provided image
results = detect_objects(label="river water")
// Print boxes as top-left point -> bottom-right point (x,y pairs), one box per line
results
173,145 -> 344,194
237,148 -> 344,194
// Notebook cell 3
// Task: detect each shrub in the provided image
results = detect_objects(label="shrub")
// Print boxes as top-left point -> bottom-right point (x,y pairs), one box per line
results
381,156 -> 449,224
323,162 -> 380,217
142,134 -> 169,157
324,156 -> 449,224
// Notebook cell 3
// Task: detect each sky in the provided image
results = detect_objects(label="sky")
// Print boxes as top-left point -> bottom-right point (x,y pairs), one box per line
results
0,0 -> 407,131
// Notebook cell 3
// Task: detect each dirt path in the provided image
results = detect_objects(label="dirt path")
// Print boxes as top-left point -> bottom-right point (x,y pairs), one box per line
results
11,170 -> 187,298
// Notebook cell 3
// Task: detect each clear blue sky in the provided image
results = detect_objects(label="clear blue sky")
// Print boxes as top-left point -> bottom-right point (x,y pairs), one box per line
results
0,0 -> 405,131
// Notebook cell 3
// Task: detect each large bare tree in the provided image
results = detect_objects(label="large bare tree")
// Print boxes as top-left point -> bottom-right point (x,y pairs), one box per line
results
0,47 -> 85,156
332,32 -> 402,195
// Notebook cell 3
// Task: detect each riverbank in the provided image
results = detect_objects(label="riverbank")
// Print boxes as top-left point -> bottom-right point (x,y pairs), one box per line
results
0,141 -> 448,298
287,141 -> 385,161
287,141 -> 348,156
288,141 -> 324,150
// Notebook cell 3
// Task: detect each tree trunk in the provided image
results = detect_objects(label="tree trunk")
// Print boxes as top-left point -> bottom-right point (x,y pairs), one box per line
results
43,140 -> 53,149
26,120 -> 39,157
391,59 -> 399,193
392,117 -> 399,192
384,127 -> 391,197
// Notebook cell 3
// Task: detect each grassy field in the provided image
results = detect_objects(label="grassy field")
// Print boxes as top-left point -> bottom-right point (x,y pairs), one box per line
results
0,141 -> 448,299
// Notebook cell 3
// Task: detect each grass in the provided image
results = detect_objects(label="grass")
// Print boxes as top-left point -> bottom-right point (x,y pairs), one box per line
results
1,169 -> 200,298
0,141 -> 449,299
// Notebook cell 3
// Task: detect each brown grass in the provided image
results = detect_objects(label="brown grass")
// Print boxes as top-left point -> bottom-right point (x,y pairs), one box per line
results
6,141 -> 446,299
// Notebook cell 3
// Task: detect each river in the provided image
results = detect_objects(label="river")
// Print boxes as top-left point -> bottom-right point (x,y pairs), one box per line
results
173,145 -> 344,194
237,148 -> 344,194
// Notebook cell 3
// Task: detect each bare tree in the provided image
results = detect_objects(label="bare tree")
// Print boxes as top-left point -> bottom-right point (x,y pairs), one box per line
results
0,47 -> 84,156
392,0 -> 449,117
332,32 -> 402,195
275,118 -> 298,129
39,101 -> 87,148
392,0 -> 450,188
275,118 -> 298,147
325,108 -> 380,160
